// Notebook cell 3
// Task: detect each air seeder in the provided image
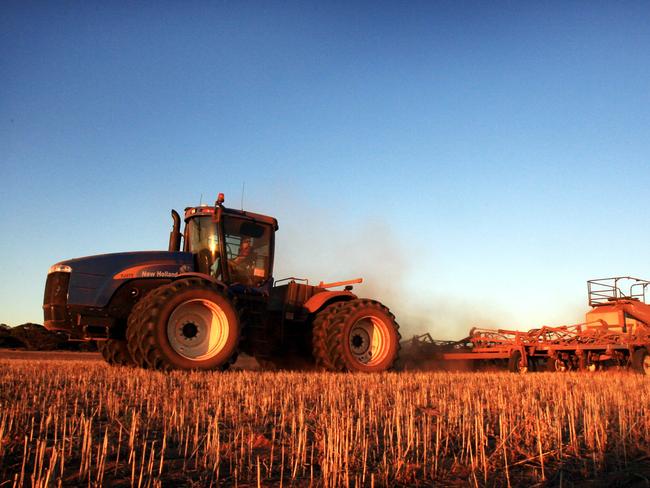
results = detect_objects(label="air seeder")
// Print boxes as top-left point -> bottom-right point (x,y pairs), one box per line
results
43,194 -> 401,372
405,277 -> 650,374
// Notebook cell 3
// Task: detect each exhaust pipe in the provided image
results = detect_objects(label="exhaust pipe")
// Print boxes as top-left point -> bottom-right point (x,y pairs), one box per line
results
168,209 -> 182,252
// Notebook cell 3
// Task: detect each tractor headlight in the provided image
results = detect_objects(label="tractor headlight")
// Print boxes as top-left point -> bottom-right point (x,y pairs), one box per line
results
48,264 -> 72,274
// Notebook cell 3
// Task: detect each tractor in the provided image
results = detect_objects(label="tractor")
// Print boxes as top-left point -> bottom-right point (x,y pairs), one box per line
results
43,194 -> 401,372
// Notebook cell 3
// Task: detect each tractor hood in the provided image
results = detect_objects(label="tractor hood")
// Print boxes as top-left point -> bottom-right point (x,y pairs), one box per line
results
53,251 -> 194,308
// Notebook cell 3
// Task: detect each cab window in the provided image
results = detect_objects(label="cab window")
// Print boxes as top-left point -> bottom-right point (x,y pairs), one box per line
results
184,215 -> 272,286
224,217 -> 272,286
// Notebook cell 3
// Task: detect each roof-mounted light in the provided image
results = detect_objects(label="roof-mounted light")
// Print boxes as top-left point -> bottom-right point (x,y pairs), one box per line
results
48,264 -> 72,274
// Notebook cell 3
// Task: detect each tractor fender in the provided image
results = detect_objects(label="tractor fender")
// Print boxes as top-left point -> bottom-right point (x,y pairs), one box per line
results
303,290 -> 356,314
175,272 -> 228,291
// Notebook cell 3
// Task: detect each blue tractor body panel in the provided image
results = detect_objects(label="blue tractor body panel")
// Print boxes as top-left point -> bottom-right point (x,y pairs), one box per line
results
55,251 -> 194,308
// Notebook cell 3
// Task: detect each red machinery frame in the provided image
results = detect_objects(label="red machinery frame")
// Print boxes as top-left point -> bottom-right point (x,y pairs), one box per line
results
419,277 -> 650,373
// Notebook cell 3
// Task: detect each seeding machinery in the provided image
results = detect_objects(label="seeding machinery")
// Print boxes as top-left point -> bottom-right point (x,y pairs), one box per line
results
404,277 -> 650,374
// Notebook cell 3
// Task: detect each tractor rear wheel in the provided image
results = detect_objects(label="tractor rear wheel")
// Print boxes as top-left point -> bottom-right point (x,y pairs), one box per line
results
126,278 -> 239,371
321,299 -> 400,372
632,348 -> 650,375
98,339 -> 135,366
312,301 -> 347,371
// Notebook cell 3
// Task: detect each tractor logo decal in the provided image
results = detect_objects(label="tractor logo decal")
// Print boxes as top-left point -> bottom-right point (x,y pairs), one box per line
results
114,262 -> 187,280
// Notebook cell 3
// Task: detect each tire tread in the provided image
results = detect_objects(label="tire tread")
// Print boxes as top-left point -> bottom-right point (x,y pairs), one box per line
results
126,278 -> 239,371
324,299 -> 401,372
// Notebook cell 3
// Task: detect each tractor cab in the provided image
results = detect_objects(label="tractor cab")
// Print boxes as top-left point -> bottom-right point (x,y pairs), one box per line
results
178,196 -> 278,287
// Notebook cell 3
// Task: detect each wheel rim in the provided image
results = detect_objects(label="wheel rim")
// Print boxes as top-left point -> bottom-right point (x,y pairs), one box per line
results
554,359 -> 567,372
643,354 -> 650,374
348,315 -> 392,366
167,299 -> 230,361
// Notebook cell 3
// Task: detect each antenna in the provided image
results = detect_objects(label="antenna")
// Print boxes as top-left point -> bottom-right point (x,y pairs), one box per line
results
199,193 -> 203,206
241,182 -> 245,210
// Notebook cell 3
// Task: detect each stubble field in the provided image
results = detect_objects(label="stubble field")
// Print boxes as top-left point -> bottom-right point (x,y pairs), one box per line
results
1,356 -> 649,487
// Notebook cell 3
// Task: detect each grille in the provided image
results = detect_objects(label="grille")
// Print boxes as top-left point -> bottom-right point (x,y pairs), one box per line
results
44,272 -> 70,306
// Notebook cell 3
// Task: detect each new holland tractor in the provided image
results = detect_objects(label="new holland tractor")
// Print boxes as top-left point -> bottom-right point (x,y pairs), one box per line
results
43,194 -> 401,372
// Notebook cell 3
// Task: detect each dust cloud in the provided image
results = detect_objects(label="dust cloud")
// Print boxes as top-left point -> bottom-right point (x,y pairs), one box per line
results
271,202 -> 502,342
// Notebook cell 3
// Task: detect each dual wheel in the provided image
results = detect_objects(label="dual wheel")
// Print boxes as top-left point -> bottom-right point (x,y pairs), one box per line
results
100,279 -> 239,370
99,281 -> 400,373
312,299 -> 401,372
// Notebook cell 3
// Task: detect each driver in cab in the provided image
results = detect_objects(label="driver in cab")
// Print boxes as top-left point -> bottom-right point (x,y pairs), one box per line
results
229,238 -> 254,283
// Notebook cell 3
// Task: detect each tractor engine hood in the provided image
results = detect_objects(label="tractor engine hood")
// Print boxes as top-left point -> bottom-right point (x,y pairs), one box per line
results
53,251 -> 194,308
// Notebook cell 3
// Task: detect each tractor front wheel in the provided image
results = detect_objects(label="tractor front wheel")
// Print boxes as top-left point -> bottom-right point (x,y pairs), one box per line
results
126,279 -> 239,371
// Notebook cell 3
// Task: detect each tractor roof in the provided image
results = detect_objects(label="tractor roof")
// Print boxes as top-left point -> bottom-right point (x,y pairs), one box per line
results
184,205 -> 279,230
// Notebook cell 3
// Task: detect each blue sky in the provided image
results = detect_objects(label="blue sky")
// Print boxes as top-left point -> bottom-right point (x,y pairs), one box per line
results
2,2 -> 649,337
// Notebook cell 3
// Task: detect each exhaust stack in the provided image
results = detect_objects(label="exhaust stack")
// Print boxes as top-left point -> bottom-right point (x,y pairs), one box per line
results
168,210 -> 182,252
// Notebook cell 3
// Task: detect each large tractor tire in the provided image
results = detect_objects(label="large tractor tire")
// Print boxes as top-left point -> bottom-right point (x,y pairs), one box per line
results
318,299 -> 401,372
124,291 -> 154,368
312,301 -> 348,371
126,278 -> 239,371
632,348 -> 650,375
98,339 -> 135,366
